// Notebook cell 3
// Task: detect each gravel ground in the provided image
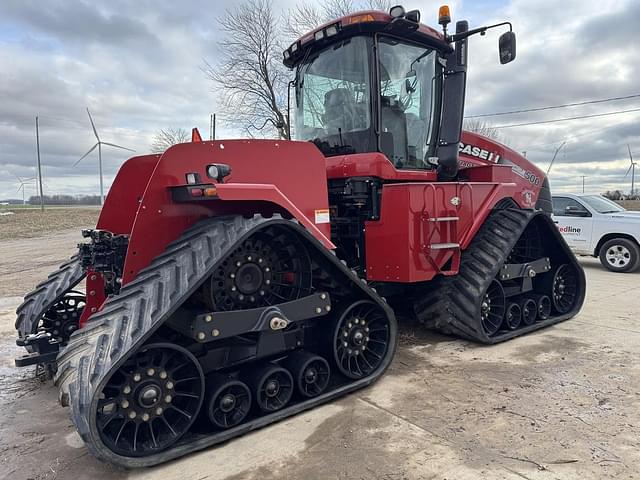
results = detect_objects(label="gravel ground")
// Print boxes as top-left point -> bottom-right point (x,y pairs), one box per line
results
0,230 -> 639,480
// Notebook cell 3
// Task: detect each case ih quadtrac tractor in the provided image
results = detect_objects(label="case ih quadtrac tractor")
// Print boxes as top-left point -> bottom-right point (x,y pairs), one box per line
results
15,5 -> 585,468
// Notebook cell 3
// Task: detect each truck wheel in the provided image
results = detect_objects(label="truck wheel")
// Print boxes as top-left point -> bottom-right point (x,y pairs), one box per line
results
599,238 -> 640,273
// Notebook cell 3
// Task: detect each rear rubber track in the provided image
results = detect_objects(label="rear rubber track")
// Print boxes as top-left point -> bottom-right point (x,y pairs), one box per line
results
414,208 -> 585,343
55,214 -> 396,467
16,255 -> 85,339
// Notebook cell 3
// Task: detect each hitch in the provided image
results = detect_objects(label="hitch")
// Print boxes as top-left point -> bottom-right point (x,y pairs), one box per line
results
15,332 -> 61,368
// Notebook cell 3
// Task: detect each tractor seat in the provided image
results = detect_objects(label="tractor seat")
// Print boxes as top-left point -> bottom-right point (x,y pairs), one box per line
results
323,88 -> 359,134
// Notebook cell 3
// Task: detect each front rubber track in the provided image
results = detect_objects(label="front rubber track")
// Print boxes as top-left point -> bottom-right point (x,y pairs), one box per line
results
16,255 -> 85,339
55,215 -> 397,468
414,208 -> 586,343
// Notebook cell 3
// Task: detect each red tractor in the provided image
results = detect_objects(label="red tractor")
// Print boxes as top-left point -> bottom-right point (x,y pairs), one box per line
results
15,5 -> 584,467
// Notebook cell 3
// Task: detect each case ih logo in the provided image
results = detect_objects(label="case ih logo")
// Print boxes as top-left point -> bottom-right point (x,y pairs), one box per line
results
458,142 -> 501,163
558,225 -> 581,234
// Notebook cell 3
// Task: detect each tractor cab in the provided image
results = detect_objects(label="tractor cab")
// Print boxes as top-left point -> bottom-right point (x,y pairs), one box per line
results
284,6 -> 516,180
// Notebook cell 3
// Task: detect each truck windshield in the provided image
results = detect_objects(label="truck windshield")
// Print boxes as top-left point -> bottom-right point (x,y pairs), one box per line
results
581,195 -> 626,213
294,36 -> 374,155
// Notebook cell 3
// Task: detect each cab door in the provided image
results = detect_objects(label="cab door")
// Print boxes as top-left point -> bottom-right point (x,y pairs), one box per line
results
552,196 -> 594,254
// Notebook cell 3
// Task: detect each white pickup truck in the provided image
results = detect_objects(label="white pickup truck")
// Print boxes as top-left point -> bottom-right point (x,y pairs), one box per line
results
552,193 -> 640,273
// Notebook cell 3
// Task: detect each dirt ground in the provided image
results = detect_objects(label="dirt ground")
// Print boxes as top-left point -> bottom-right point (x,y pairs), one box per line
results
1,230 -> 639,480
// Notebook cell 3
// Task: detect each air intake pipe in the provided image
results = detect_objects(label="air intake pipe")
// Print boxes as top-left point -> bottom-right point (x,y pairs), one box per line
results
437,20 -> 468,181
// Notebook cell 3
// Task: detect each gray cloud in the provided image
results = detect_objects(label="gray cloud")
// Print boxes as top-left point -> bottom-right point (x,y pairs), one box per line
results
0,0 -> 638,199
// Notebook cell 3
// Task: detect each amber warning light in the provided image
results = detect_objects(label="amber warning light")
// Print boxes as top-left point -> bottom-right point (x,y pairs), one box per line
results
438,5 -> 451,26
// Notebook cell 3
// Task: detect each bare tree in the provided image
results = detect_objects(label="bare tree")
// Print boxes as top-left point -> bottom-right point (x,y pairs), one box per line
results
463,118 -> 501,141
151,128 -> 189,153
285,0 -> 393,39
207,0 -> 394,138
205,0 -> 289,139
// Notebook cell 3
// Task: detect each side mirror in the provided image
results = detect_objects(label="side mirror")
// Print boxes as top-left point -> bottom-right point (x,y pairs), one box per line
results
405,69 -> 417,94
499,31 -> 516,64
565,205 -> 589,217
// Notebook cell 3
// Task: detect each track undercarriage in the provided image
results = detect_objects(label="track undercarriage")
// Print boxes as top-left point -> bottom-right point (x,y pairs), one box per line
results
413,208 -> 585,343
49,215 -> 397,467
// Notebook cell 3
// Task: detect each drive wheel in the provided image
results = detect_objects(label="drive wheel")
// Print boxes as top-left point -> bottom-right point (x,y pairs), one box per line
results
205,226 -> 312,311
599,238 -> 640,273
479,280 -> 506,337
96,343 -> 204,457
333,300 -> 392,379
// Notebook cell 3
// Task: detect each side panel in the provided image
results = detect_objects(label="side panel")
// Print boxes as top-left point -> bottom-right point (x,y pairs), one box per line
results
365,181 -> 518,282
459,131 -> 545,210
120,140 -> 330,283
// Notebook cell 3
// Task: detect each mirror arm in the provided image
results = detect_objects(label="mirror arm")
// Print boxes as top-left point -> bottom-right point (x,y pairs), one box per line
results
449,21 -> 513,42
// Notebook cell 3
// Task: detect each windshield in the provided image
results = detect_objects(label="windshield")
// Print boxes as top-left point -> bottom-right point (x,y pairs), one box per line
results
294,36 -> 374,155
378,37 -> 437,169
580,195 -> 626,213
294,35 -> 439,165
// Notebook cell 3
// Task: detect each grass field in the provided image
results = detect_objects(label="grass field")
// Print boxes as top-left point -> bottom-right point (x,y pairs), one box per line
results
618,200 -> 640,211
0,207 -> 100,240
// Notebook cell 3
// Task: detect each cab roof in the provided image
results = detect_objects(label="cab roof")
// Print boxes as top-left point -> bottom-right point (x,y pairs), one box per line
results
283,10 -> 450,68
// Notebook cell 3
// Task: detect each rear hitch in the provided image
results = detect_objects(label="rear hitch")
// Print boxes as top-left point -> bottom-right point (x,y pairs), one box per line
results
15,332 -> 61,368
78,229 -> 128,294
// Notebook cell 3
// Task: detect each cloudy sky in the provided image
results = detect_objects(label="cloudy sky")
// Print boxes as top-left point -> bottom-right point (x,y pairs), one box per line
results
0,0 -> 638,200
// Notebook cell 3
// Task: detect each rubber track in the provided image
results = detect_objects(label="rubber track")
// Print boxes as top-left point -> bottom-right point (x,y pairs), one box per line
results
55,215 -> 396,467
15,255 -> 85,339
414,208 -> 585,344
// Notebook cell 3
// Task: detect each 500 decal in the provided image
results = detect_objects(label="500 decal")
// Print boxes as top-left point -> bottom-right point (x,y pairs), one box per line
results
458,142 -> 501,163
511,164 -> 541,186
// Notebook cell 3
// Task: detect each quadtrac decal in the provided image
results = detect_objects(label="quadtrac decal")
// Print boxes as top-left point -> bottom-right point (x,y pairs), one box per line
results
458,142 -> 501,163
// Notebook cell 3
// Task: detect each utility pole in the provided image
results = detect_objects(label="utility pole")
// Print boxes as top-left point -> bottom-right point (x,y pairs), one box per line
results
581,175 -> 586,193
212,113 -> 216,140
35,116 -> 45,211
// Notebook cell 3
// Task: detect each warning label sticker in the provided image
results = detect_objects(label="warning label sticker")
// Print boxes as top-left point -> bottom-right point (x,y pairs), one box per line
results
315,209 -> 330,224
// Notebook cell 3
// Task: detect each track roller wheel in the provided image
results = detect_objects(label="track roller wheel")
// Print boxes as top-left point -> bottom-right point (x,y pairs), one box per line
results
479,280 -> 506,337
96,343 -> 204,457
504,303 -> 522,330
285,351 -> 330,398
40,291 -> 85,342
531,294 -> 552,321
250,363 -> 293,413
204,374 -> 252,429
333,300 -> 392,379
519,297 -> 537,326
546,264 -> 580,314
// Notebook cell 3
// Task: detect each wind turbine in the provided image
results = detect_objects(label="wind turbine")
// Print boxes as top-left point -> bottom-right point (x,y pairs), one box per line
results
74,108 -> 135,205
625,144 -> 637,196
16,175 -> 36,205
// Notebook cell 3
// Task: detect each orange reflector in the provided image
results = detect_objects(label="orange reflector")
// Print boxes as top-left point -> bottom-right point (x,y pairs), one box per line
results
438,5 -> 451,25
191,127 -> 202,143
203,187 -> 217,197
346,13 -> 375,25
